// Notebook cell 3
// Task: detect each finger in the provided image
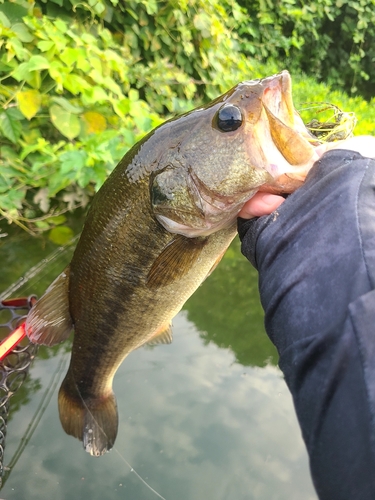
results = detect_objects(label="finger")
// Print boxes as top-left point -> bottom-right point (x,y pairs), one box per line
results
238,193 -> 285,219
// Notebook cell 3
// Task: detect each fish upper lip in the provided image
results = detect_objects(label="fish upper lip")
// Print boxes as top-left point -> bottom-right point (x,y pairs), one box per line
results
279,70 -> 295,124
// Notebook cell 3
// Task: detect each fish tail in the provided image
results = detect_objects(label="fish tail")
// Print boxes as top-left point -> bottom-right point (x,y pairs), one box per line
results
25,266 -> 73,345
58,369 -> 118,457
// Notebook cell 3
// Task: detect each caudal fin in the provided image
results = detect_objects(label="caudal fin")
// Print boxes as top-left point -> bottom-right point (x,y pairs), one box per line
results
58,369 -> 118,457
25,267 -> 73,345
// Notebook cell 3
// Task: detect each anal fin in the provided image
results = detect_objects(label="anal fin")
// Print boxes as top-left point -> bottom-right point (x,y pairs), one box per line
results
25,266 -> 73,346
144,323 -> 173,346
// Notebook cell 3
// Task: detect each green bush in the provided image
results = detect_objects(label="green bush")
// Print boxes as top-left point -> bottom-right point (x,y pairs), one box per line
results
0,0 -> 251,233
238,0 -> 375,99
0,0 -> 374,235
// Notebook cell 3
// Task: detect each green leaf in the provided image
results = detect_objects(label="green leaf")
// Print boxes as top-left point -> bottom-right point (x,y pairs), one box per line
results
82,86 -> 108,104
28,55 -> 50,72
92,2 -> 105,15
0,109 -> 23,143
45,214 -> 67,225
20,139 -> 48,161
0,61 -> 14,73
11,23 -> 34,43
143,0 -> 157,15
50,105 -> 81,139
47,173 -> 71,196
63,74 -> 90,95
193,13 -> 211,37
82,111 -> 107,134
48,226 -> 74,245
0,3 -> 28,24
48,60 -> 68,89
59,150 -> 87,174
35,220 -> 50,230
17,89 -> 42,120
0,189 -> 26,210
7,37 -> 29,61
0,12 -> 11,28
81,33 -> 96,44
12,56 -> 48,88
11,62 -> 31,82
128,88 -> 139,101
37,40 -> 55,52
60,47 -> 80,67
113,98 -> 130,117
75,52 -> 91,73
51,97 -> 83,114
54,19 -> 68,33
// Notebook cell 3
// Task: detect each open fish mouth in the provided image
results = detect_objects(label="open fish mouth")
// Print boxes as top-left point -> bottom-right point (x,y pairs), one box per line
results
264,72 -> 319,161
249,71 -> 321,188
261,71 -> 316,148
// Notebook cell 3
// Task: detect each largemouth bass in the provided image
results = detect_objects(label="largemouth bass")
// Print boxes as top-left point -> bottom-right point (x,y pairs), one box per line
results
25,70 -> 320,456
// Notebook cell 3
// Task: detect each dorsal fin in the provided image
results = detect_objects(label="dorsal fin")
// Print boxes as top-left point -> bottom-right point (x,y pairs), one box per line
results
146,235 -> 207,288
25,266 -> 73,345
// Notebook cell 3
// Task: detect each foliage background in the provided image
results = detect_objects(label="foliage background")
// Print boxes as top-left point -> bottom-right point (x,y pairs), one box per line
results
238,0 -> 375,99
0,0 -> 375,237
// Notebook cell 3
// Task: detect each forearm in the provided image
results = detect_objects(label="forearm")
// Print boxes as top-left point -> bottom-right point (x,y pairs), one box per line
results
239,150 -> 375,499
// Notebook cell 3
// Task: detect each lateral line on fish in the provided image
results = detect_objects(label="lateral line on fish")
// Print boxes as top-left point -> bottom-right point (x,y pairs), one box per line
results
71,375 -> 167,500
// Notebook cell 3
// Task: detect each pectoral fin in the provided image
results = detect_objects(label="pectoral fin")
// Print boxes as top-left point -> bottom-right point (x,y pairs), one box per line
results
146,235 -> 207,288
25,266 -> 73,345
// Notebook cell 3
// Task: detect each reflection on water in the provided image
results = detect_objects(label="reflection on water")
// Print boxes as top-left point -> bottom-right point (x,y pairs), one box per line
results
184,241 -> 278,367
0,220 -> 317,499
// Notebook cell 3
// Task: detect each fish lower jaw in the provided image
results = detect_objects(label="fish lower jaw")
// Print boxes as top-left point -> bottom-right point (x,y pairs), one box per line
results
262,148 -> 321,194
156,213 -> 235,238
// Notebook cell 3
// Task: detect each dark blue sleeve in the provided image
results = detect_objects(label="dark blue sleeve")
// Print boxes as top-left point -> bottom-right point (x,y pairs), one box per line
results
238,150 -> 375,500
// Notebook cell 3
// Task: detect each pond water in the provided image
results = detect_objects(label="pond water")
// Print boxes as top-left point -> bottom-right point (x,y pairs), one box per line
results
0,217 -> 317,500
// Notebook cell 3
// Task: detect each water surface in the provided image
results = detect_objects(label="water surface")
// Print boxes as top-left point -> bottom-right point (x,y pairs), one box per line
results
0,220 -> 317,500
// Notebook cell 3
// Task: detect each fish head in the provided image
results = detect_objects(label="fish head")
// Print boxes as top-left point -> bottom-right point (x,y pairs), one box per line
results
150,70 -> 320,237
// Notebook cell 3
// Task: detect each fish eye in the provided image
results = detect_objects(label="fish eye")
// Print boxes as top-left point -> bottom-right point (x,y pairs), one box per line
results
216,105 -> 243,132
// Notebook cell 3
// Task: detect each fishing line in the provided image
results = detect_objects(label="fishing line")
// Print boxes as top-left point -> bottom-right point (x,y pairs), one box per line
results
0,235 -> 79,302
112,447 -> 167,500
2,353 -> 68,486
72,375 -> 167,500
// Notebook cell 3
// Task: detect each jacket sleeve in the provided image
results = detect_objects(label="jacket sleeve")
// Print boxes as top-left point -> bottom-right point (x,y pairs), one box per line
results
238,150 -> 375,500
